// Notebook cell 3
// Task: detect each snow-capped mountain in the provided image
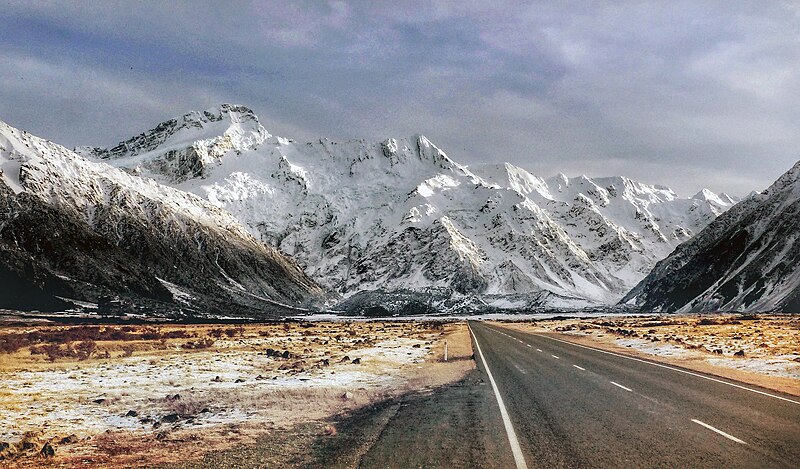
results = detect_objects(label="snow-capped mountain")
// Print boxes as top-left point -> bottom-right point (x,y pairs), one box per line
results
474,164 -> 736,288
0,118 -> 323,316
623,161 -> 800,313
79,104 -> 736,310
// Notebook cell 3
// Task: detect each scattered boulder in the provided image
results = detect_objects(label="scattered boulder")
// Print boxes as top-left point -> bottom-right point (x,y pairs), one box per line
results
0,441 -> 15,460
162,413 -> 180,423
713,349 -> 723,355
351,358 -> 361,364
59,434 -> 79,445
340,356 -> 350,363
211,376 -> 223,382
93,398 -> 106,404
19,439 -> 37,452
166,394 -> 181,401
322,424 -> 337,436
125,410 -> 138,418
234,378 -> 245,383
734,350 -> 745,357
40,442 -> 55,458
341,391 -> 353,400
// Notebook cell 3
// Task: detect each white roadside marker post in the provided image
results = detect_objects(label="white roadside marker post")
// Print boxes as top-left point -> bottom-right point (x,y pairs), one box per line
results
444,340 -> 448,362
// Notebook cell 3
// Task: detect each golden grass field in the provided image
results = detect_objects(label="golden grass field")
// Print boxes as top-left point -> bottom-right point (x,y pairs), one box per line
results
0,321 -> 473,467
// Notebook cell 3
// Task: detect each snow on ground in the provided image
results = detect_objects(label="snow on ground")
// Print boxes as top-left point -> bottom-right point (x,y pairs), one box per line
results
0,325 -> 432,443
536,314 -> 800,380
615,337 -> 800,379
613,338 -> 694,358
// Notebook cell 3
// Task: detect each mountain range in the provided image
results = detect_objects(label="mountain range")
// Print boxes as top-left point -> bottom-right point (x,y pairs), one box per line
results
74,104 -> 739,313
7,104 -> 795,315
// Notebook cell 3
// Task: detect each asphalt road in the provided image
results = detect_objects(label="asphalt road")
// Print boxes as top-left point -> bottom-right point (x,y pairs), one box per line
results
355,321 -> 800,468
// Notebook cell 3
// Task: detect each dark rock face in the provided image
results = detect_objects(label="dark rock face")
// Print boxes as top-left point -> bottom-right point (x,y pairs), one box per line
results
623,161 -> 800,313
0,180 -> 322,317
0,260 -> 73,312
0,119 -> 324,318
350,220 -> 488,295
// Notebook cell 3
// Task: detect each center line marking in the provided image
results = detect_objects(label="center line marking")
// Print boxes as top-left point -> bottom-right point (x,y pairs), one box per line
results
691,419 -> 747,444
551,354 -> 560,359
536,349 -> 542,352
526,344 -> 532,348
469,325 -> 529,469
573,365 -> 585,371
610,381 -> 633,392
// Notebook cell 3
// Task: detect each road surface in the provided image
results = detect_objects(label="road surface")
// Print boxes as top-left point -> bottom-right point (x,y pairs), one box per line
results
353,321 -> 800,468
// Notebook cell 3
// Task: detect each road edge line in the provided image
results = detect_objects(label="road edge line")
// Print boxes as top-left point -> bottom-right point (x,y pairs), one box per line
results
524,331 -> 800,405
468,323 -> 529,469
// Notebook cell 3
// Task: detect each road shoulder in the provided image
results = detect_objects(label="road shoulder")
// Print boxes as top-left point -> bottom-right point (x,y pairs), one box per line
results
493,319 -> 800,397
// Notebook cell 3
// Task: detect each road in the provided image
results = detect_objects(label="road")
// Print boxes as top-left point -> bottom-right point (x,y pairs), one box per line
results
353,321 -> 800,468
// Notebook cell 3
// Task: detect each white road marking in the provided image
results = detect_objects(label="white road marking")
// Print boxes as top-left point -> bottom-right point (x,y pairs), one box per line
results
573,365 -> 585,371
469,325 -> 529,469
691,419 -> 747,444
536,349 -> 542,352
512,363 -> 528,375
551,355 -> 560,359
528,332 -> 800,405
526,344 -> 532,348
610,381 -> 633,392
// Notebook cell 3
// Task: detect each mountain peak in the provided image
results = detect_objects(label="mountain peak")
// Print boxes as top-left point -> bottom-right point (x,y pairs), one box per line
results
77,103 -> 269,161
183,103 -> 260,128
76,104 -> 271,182
762,158 -> 800,198
691,188 -> 737,207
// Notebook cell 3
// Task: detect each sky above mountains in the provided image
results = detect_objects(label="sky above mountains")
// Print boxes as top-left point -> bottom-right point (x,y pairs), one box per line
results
1,0 -> 798,196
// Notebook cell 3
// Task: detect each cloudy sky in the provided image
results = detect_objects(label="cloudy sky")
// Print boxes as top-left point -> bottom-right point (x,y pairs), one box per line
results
1,1 -> 798,196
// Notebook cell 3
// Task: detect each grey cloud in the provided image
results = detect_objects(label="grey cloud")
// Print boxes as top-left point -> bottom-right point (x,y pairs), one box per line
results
0,1 -> 798,196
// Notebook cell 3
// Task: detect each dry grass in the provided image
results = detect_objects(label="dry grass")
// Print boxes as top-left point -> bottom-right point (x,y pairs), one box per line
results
0,320 -> 472,468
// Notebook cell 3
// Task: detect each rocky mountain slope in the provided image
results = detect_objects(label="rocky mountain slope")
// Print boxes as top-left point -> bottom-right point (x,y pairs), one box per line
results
623,161 -> 800,313
78,104 -> 736,311
0,118 -> 324,317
